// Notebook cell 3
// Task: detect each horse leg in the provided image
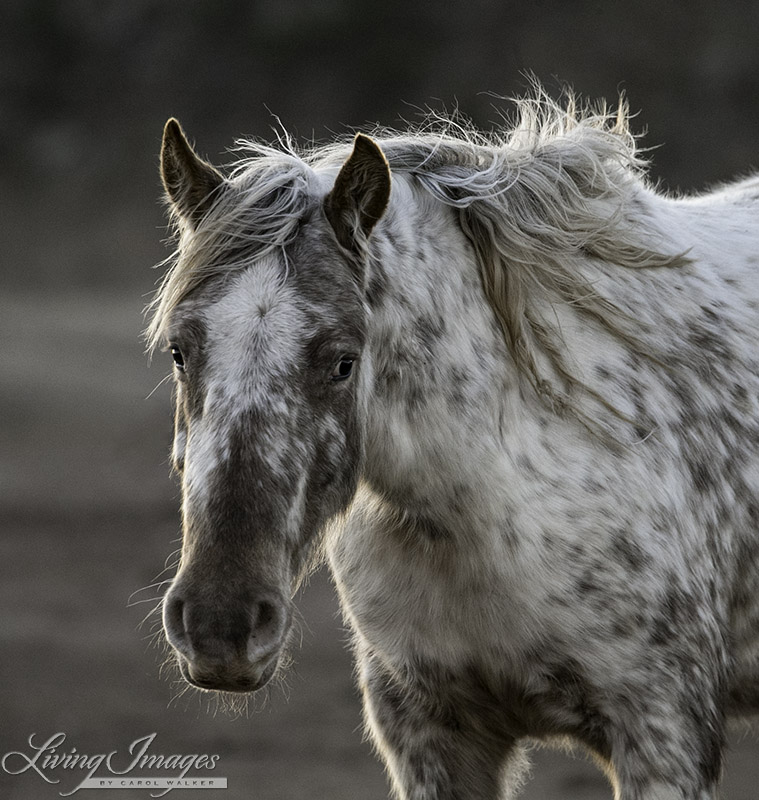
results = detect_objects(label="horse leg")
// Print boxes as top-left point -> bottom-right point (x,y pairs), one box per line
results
611,754 -> 720,800
604,675 -> 725,800
359,653 -> 527,800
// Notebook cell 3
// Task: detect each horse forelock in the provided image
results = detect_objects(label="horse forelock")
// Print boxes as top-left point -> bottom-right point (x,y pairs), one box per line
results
146,150 -> 320,353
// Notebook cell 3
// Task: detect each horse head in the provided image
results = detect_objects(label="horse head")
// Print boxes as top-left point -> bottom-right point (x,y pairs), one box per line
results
156,120 -> 390,693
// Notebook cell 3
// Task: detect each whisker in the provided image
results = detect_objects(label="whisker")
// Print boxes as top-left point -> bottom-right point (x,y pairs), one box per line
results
134,599 -> 166,631
127,580 -> 173,607
145,372 -> 173,400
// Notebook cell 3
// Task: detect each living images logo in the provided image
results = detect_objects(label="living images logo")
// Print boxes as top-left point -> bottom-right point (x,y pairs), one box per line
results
2,732 -> 226,796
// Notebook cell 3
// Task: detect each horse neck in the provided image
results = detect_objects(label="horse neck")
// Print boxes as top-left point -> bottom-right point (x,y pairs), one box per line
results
358,178 -> 664,521
360,180 -> 521,524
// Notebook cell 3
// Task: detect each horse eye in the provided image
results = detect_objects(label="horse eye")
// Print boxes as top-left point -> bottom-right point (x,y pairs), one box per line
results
170,345 -> 186,372
330,356 -> 354,382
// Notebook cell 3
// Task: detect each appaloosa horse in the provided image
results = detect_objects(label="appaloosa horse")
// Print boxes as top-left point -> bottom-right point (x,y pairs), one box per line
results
147,93 -> 759,799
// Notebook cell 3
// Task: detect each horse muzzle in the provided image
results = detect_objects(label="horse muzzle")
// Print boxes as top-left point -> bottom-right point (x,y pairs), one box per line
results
162,585 -> 290,693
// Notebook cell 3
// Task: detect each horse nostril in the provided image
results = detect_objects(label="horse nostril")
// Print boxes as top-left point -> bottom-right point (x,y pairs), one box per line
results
252,601 -> 275,637
163,592 -> 193,657
248,599 -> 287,660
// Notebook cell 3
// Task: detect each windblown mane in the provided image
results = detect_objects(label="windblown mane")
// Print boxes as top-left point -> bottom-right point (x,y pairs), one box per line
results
148,90 -> 686,424
360,94 -> 688,418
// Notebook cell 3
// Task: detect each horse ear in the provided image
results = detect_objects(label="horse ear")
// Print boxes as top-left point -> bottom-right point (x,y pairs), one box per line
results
160,118 -> 224,227
324,134 -> 391,251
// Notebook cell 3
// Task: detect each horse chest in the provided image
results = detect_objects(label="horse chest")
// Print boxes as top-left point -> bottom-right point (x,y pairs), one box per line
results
328,504 -> 543,673
331,522 -> 617,746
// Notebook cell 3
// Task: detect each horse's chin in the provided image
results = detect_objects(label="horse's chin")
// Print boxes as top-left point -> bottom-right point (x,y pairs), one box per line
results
176,653 -> 280,694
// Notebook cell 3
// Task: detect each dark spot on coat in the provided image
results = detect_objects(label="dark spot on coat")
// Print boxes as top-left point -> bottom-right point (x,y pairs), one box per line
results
611,531 -> 649,572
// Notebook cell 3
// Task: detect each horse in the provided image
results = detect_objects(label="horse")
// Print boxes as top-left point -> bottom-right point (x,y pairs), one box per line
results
147,91 -> 759,799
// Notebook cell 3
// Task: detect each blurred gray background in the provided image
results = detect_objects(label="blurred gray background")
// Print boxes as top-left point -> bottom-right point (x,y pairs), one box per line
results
1,2 -> 758,798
